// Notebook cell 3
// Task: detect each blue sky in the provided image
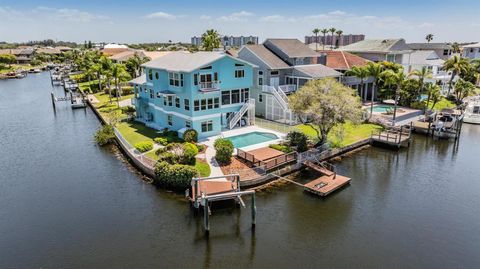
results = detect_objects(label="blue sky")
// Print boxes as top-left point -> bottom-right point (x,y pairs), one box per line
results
1,0 -> 479,43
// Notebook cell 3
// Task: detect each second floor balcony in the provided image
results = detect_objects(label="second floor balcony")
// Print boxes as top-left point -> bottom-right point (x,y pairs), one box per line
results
197,81 -> 221,93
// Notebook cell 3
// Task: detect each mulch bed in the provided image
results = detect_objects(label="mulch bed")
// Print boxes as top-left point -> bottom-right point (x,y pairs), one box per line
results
220,157 -> 263,182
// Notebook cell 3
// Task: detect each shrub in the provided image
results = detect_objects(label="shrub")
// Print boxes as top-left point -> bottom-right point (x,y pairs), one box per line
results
183,143 -> 199,165
183,129 -> 198,143
214,138 -> 234,164
122,86 -> 134,95
134,141 -> 153,153
286,131 -> 308,152
269,143 -> 293,153
121,106 -> 136,119
154,137 -> 168,146
162,129 -> 182,143
94,125 -> 115,146
154,161 -> 199,190
196,144 -> 206,153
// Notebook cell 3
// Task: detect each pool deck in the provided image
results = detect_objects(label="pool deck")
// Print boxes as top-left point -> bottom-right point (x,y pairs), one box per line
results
200,125 -> 287,177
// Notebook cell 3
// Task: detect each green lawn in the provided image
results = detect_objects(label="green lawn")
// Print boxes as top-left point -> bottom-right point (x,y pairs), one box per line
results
296,122 -> 383,148
116,121 -> 158,145
0,64 -> 44,74
426,97 -> 456,111
143,151 -> 211,178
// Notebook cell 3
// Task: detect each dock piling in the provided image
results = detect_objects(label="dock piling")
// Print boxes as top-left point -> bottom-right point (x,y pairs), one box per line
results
251,193 -> 256,228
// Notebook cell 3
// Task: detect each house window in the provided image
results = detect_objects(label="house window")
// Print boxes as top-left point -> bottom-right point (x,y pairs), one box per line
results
258,70 -> 263,86
235,70 -> 245,78
148,69 -> 153,80
169,72 -> 184,87
167,115 -> 173,126
201,120 -> 213,132
443,49 -> 449,56
214,97 -> 219,108
200,73 -> 212,83
231,89 -> 240,104
194,100 -> 200,111
175,97 -> 180,108
149,89 -> 154,99
208,98 -> 213,109
201,99 -> 207,110
222,91 -> 231,105
185,120 -> 192,128
241,88 -> 249,102
184,99 -> 190,110
258,94 -> 263,103
155,72 -> 159,80
168,96 -> 173,106
163,96 -> 167,106
194,74 -> 198,85
270,70 -> 279,76
214,72 -> 218,81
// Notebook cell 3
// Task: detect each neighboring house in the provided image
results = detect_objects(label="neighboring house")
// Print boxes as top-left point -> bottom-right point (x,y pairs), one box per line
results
407,43 -> 453,60
339,39 -> 412,68
129,51 -> 255,139
36,47 -> 62,55
319,50 -> 374,101
101,43 -> 130,56
403,50 -> 450,93
462,42 -> 480,60
0,48 -> 35,63
237,38 -> 342,124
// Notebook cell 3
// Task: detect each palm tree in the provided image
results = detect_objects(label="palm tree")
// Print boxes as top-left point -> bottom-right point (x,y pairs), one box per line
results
201,29 -> 221,51
321,29 -> 329,51
451,42 -> 461,53
442,55 -> 470,95
454,79 -> 475,102
424,83 -> 440,114
425,34 -> 434,43
365,62 -> 383,117
409,66 -> 433,99
381,68 -> 406,125
111,64 -> 131,107
335,30 -> 343,48
312,28 -> 321,51
347,66 -> 369,101
99,56 -> 114,102
329,28 -> 336,50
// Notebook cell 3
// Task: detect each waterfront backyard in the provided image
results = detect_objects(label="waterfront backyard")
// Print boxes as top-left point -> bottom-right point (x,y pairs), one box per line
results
1,72 -> 480,268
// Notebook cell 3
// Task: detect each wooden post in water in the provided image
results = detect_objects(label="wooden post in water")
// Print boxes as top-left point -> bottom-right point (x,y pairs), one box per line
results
70,91 -> 74,105
203,197 -> 210,235
251,193 -> 256,228
51,92 -> 56,110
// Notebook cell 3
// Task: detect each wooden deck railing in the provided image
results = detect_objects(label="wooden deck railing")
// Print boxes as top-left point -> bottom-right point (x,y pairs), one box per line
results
237,148 -> 297,172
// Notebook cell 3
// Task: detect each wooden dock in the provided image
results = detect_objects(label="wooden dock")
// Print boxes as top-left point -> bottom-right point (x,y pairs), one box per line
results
371,124 -> 412,148
303,161 -> 351,197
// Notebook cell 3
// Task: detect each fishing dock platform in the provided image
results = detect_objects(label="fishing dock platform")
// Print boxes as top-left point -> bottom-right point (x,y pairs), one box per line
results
303,161 -> 351,196
371,123 -> 412,148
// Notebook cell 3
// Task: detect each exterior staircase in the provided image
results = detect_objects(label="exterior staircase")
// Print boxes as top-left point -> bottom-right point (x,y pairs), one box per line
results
227,99 -> 255,129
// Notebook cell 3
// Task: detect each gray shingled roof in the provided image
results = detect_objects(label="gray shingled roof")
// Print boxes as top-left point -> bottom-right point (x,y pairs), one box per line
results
142,51 -> 255,72
243,45 -> 290,69
264,39 -> 320,58
409,50 -> 444,66
129,74 -> 146,85
408,43 -> 452,50
340,39 -> 411,53
293,64 -> 342,78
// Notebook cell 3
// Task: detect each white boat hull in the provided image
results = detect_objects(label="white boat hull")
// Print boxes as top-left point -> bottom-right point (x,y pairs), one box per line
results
463,116 -> 480,124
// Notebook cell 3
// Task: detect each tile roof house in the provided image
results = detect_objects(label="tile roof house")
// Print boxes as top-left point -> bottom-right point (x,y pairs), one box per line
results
0,48 -> 35,63
318,50 -> 369,71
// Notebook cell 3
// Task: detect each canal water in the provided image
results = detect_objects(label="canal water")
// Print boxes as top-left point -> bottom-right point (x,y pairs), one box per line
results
1,72 -> 479,268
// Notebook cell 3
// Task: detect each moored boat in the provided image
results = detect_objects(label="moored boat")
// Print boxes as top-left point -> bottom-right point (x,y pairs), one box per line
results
463,97 -> 480,124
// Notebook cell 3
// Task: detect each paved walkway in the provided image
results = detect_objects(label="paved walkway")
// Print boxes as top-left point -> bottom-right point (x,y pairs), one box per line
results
87,94 -> 99,104
118,98 -> 132,107
202,137 -> 224,177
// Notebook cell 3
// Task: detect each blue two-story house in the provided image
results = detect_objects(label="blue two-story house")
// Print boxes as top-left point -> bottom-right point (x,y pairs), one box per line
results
130,51 -> 256,139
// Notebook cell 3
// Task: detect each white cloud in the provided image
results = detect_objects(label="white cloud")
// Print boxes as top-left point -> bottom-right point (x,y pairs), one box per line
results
418,22 -> 435,28
218,11 -> 254,22
145,11 -> 177,20
199,15 -> 211,20
259,15 -> 285,22
328,10 -> 347,16
35,6 -> 108,22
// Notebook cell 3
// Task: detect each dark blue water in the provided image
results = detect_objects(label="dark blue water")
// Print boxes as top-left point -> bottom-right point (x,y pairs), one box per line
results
1,72 -> 479,268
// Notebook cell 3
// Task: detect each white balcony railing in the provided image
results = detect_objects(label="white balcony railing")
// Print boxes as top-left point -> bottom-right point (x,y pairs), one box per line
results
198,81 -> 220,91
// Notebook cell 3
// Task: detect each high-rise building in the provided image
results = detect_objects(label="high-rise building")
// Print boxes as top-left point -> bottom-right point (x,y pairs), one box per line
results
305,34 -> 365,48
191,35 -> 259,48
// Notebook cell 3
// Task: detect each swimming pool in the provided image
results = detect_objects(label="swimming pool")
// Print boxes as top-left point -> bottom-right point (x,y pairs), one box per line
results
225,132 -> 279,148
372,105 -> 394,113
